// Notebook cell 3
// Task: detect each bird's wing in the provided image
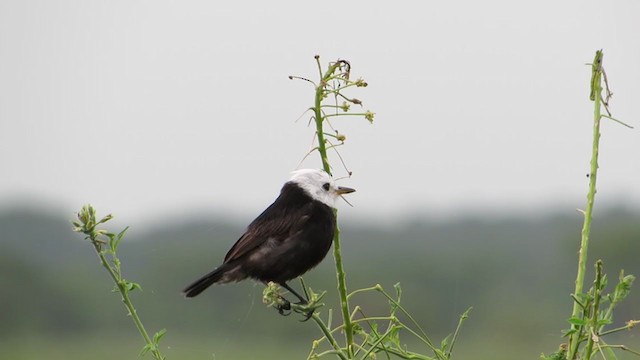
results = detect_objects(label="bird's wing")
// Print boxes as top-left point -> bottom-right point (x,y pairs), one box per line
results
223,202 -> 313,263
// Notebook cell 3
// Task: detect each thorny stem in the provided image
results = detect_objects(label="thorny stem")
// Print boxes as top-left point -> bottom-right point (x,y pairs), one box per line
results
568,50 -> 604,359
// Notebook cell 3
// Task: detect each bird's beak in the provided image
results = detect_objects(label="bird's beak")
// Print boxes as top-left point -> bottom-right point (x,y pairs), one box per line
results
335,186 -> 356,195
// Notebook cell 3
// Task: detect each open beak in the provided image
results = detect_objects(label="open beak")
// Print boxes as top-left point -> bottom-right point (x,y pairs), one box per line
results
335,186 -> 356,195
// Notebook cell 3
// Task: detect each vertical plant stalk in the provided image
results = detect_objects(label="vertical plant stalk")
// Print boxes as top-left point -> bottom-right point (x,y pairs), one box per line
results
312,57 -> 355,357
73,205 -> 166,360
92,243 -> 163,359
568,50 -> 604,359
583,260 -> 604,360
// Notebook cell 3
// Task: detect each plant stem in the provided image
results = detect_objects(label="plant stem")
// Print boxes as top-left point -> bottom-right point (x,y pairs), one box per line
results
331,223 -> 354,357
314,86 -> 331,172
600,345 -> 640,356
358,326 -> 396,360
375,286 -> 437,352
310,313 -> 349,360
568,50 -> 604,359
599,321 -> 640,337
584,260 -> 604,360
448,307 -> 472,356
313,58 -> 355,357
91,242 -> 163,360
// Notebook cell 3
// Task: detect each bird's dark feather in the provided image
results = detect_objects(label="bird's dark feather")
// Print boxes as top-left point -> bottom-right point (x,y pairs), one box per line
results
183,181 -> 336,297
223,182 -> 332,264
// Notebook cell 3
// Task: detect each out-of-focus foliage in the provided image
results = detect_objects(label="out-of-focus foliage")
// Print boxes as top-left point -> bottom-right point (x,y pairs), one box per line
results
1,205 -> 638,359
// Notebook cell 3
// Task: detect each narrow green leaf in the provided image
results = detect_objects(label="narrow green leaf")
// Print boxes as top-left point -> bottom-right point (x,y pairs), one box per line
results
139,344 -> 152,357
352,323 -> 365,335
108,233 -> 116,252
97,213 -> 113,225
568,317 -> 587,326
113,226 -> 129,252
126,281 -> 143,292
440,334 -> 451,352
393,282 -> 402,297
153,328 -> 167,344
600,274 -> 609,290
386,325 -> 401,347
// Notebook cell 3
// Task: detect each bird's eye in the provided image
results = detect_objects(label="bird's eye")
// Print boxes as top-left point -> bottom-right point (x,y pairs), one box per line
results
322,183 -> 330,191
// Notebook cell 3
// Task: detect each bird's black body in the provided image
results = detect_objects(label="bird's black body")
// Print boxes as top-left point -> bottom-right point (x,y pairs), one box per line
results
183,182 -> 336,298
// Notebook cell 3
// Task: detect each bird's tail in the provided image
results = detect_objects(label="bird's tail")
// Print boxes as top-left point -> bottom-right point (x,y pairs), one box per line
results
182,265 -> 228,298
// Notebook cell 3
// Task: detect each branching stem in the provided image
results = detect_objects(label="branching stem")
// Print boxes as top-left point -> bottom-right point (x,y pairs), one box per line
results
312,59 -> 355,357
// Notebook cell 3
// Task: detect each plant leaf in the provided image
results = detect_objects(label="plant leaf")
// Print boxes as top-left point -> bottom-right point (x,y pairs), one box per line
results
126,281 -> 143,292
112,226 -> 129,252
568,317 -> 587,326
153,328 -> 167,344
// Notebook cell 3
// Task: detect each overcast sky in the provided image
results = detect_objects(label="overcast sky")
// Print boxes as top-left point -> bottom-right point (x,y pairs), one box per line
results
1,1 -> 639,225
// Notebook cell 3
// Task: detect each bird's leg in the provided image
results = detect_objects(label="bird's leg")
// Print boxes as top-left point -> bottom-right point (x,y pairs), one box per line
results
300,277 -> 311,302
275,297 -> 291,316
280,282 -> 308,304
263,281 -> 292,316
280,282 -> 315,321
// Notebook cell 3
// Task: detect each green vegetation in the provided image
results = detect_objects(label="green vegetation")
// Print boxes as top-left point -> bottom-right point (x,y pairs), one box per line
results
541,50 -> 637,360
72,205 -> 167,359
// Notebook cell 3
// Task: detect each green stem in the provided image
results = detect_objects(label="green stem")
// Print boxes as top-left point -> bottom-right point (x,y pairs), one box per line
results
358,326 -> 396,360
569,50 -> 604,359
332,221 -> 354,357
347,285 -> 380,299
600,345 -> 640,356
312,60 -> 355,357
371,286 -> 446,360
92,242 -> 163,360
310,313 -> 349,360
312,316 -> 395,339
375,347 -> 434,360
325,113 -> 370,119
448,307 -> 472,356
314,86 -> 331,172
599,322 -> 640,337
584,260 -> 603,360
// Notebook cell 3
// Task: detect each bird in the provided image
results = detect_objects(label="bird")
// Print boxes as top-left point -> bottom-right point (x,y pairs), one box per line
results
182,169 -> 355,316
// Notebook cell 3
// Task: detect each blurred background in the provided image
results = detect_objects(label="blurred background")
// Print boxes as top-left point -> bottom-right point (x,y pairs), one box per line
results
1,1 -> 639,359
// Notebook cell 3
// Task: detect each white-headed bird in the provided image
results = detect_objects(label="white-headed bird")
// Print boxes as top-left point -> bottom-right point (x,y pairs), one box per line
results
183,169 -> 355,317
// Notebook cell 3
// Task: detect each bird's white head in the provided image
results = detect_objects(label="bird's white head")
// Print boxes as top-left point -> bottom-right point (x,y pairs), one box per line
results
288,169 -> 355,208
